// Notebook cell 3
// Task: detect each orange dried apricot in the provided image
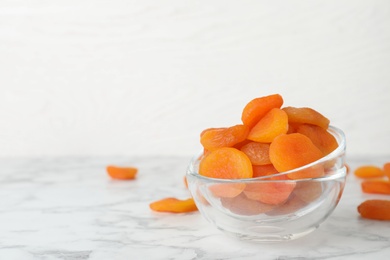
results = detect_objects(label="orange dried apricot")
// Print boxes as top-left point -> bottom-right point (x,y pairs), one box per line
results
200,125 -> 249,151
361,180 -> 390,195
199,147 -> 253,197
293,182 -> 323,203
384,162 -> 390,179
269,133 -> 324,179
266,194 -> 306,216
221,193 -> 275,215
240,142 -> 271,166
243,174 -> 296,205
296,124 -> 338,156
357,200 -> 390,221
150,198 -> 198,213
106,166 -> 138,180
354,166 -> 384,178
283,106 -> 330,129
252,164 -> 279,178
247,108 -> 288,143
241,94 -> 284,129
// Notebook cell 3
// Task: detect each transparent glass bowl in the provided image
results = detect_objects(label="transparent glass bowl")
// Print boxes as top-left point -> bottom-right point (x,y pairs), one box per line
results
186,126 -> 346,242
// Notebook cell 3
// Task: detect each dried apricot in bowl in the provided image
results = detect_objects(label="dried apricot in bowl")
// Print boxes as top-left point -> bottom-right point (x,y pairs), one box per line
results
241,94 -> 284,129
200,125 -> 249,151
247,108 -> 288,143
199,147 -> 253,197
282,106 -> 330,129
187,126 -> 347,242
240,142 -> 271,166
243,174 -> 296,205
269,133 -> 324,179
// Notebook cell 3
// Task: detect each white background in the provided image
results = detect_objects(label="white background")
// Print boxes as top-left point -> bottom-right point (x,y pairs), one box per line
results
0,0 -> 389,158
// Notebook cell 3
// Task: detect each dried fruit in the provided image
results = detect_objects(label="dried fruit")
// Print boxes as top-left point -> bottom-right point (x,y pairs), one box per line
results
361,180 -> 390,195
357,200 -> 390,221
241,94 -> 283,129
384,162 -> 390,179
240,142 -> 271,165
283,107 -> 330,129
199,147 -> 253,197
200,125 -> 249,151
243,175 -> 296,205
247,108 -> 288,143
106,166 -> 138,180
354,166 -> 385,178
269,133 -> 324,179
150,198 -> 198,213
296,124 -> 338,156
221,193 -> 275,215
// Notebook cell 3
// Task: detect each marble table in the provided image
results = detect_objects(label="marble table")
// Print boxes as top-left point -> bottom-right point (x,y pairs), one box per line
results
0,156 -> 389,260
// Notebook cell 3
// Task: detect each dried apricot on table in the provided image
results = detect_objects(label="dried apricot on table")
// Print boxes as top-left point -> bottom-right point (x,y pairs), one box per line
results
269,133 -> 324,179
200,124 -> 249,151
149,198 -> 198,213
354,166 -> 384,178
241,94 -> 284,129
106,166 -> 138,180
296,124 -> 338,156
357,199 -> 390,221
361,180 -> 390,195
247,108 -> 288,143
240,142 -> 271,165
282,106 -> 330,129
199,147 -> 253,197
384,162 -> 390,179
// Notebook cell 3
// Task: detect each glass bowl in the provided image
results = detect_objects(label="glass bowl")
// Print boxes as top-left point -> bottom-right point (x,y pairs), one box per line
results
186,126 -> 346,242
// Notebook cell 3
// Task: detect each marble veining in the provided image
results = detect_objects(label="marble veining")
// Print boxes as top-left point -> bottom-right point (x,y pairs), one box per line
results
0,156 -> 390,260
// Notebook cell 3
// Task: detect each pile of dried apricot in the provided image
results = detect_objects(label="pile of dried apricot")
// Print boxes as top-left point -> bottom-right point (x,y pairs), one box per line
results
198,94 -> 340,214
354,163 -> 390,220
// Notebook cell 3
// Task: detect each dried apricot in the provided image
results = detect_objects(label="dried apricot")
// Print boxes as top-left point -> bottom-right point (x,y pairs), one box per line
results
293,182 -> 323,203
221,193 -> 275,216
266,194 -> 306,216
283,107 -> 330,129
199,147 -> 253,197
247,108 -> 288,143
106,166 -> 138,180
252,164 -> 279,178
269,133 -> 324,179
296,124 -> 338,156
241,94 -> 284,129
200,125 -> 249,151
240,142 -> 271,165
361,180 -> 390,195
357,200 -> 390,221
150,198 -> 198,213
243,174 -> 296,205
354,166 -> 384,178
384,162 -> 390,179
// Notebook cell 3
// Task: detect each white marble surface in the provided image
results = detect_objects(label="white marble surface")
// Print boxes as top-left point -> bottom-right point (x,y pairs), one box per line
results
0,156 -> 390,260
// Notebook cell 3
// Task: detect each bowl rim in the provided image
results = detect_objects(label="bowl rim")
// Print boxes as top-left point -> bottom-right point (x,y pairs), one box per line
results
186,125 -> 346,183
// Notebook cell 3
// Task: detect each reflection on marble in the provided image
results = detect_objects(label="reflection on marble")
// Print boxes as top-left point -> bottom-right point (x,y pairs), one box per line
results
0,156 -> 390,259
